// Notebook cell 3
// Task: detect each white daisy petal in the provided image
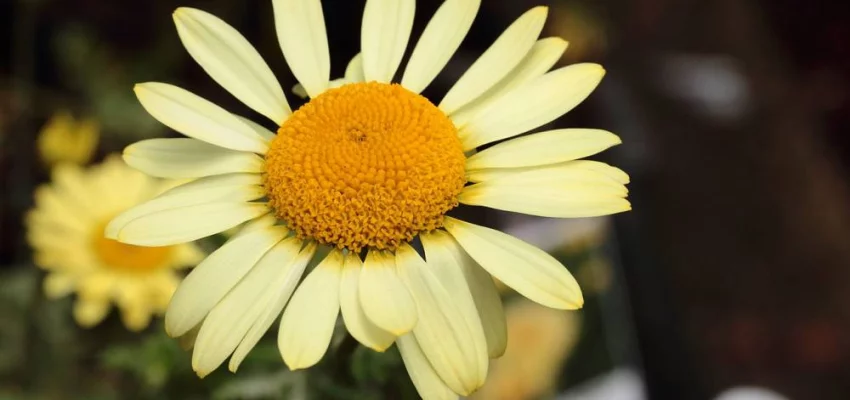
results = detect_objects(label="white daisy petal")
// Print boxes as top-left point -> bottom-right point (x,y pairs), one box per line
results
570,160 -> 630,184
134,82 -> 269,153
439,6 -> 548,114
234,115 -> 277,142
173,7 -> 290,124
361,0 -> 416,83
123,138 -> 264,179
192,237 -> 302,376
422,230 -> 506,358
345,53 -> 365,83
339,252 -> 396,351
459,63 -> 606,150
459,163 -> 630,218
359,250 -> 418,335
279,249 -> 343,370
396,244 -> 484,395
465,129 -> 621,170
449,37 -> 568,127
444,217 -> 583,310
397,334 -> 458,400
116,202 -> 270,246
229,242 -> 317,372
106,173 -> 264,239
273,0 -> 330,98
165,226 -> 288,337
401,0 -> 480,93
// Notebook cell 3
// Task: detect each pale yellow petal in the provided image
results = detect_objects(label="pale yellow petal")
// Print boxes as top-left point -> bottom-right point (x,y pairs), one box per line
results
439,6 -> 548,114
401,0 -> 479,93
74,299 -> 110,328
361,0 -> 416,83
123,138 -> 263,179
345,53 -> 365,83
444,217 -> 583,310
449,37 -> 568,127
465,129 -> 620,170
359,250 -> 417,335
273,0 -> 330,98
339,252 -> 395,351
459,63 -> 605,150
397,334 -> 459,400
165,226 -> 287,337
192,237 -> 302,376
279,249 -> 343,370
134,82 -> 268,153
173,8 -> 290,124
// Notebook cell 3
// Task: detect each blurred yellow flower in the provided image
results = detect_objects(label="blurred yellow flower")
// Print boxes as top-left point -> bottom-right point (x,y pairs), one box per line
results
471,298 -> 581,400
37,111 -> 99,167
26,156 -> 204,331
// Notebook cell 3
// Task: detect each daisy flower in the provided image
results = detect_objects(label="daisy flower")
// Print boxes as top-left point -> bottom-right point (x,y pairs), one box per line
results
106,0 -> 630,397
37,111 -> 99,167
27,156 -> 204,331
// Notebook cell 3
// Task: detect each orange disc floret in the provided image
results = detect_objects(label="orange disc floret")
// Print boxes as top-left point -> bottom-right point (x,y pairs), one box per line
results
264,82 -> 466,252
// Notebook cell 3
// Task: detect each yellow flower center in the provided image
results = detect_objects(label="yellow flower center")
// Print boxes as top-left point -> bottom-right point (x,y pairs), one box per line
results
93,222 -> 173,272
264,82 -> 466,252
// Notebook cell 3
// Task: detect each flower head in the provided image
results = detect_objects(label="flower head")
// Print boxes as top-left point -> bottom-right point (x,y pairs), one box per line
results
107,0 -> 630,397
27,157 -> 204,331
37,111 -> 99,167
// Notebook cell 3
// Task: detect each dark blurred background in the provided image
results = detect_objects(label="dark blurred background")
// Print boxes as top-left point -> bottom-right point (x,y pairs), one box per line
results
2,0 -> 850,399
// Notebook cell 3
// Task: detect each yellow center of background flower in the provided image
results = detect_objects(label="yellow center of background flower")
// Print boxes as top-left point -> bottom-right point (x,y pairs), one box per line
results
264,82 -> 466,252
94,222 -> 172,272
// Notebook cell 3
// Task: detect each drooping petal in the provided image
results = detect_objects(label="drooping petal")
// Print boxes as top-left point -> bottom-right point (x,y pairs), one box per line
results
123,138 -> 263,179
396,244 -> 486,395
359,250 -> 417,335
229,242 -> 316,372
361,0 -> 416,83
397,334 -> 459,400
272,0 -> 330,98
401,0 -> 480,93
439,6 -> 548,114
114,202 -> 269,246
279,249 -> 343,370
465,129 -> 620,170
458,63 -> 605,151
173,7 -> 291,124
339,252 -> 395,351
134,83 -> 268,153
105,173 -> 264,239
449,37 -> 568,127
192,237 -> 303,376
165,226 -> 288,337
422,230 -> 506,358
444,217 -> 583,310
459,163 -> 630,218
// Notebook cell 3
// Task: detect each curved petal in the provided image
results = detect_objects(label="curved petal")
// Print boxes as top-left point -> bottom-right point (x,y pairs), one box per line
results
459,163 -> 630,218
229,242 -> 316,372
396,244 -> 485,395
449,37 -> 568,127
165,226 -> 288,337
273,0 -> 330,98
458,63 -> 605,151
401,0 -> 479,93
359,250 -> 417,335
123,138 -> 264,179
106,173 -> 264,239
173,8 -> 290,124
465,129 -> 621,170
279,249 -> 343,370
439,6 -> 548,114
397,334 -> 458,400
443,217 -> 583,310
361,0 -> 416,83
422,230 -> 506,358
192,237 -> 302,376
115,202 -> 270,246
339,252 -> 395,351
134,83 -> 268,153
